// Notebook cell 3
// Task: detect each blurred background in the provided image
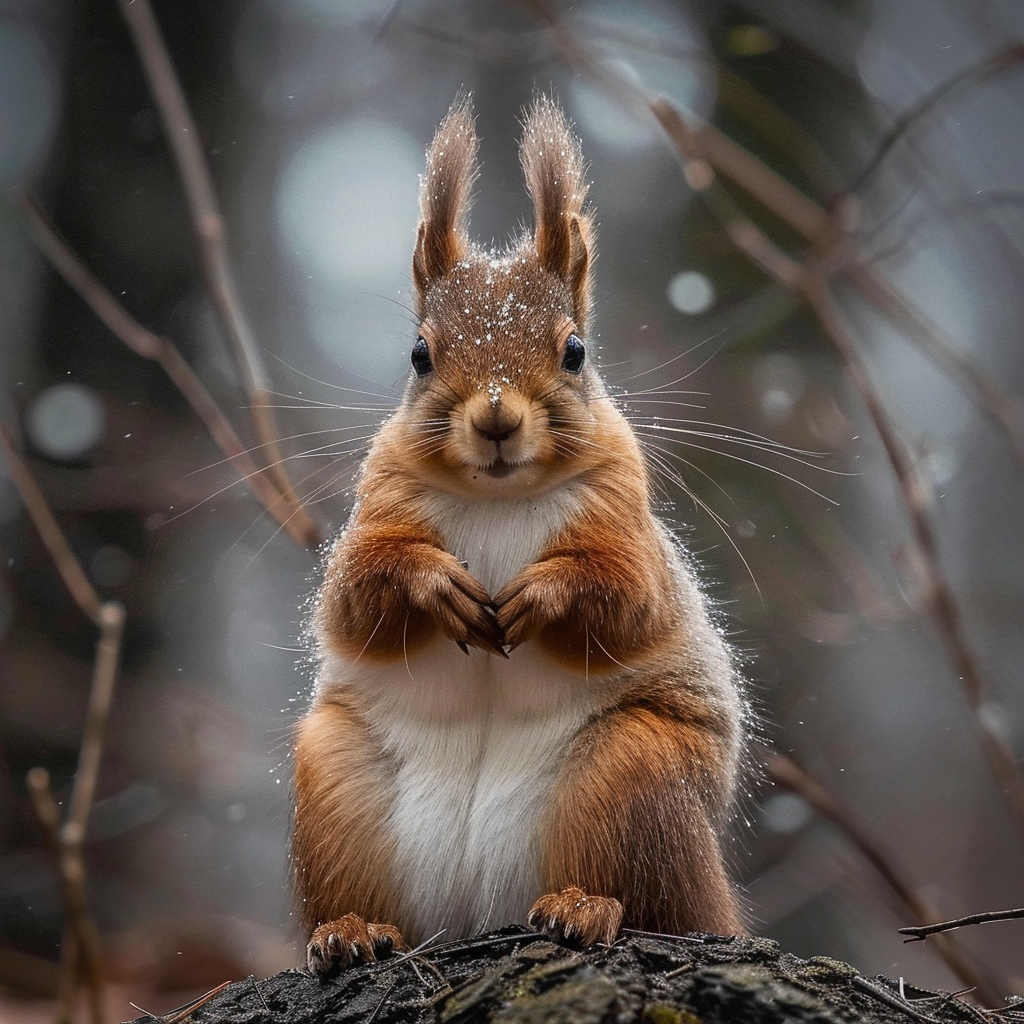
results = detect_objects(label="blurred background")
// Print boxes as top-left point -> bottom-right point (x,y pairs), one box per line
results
2,0 -> 1024,1017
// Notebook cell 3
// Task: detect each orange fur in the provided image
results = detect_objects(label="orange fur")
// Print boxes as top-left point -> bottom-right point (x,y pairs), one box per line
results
293,96 -> 746,972
540,683 -> 743,936
291,698 -> 399,930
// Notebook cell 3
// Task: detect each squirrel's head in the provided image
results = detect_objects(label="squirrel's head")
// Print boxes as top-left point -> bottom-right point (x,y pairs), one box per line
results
397,96 -> 619,499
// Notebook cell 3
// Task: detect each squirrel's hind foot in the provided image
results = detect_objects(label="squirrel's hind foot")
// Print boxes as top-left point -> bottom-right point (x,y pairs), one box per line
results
527,886 -> 624,947
306,914 -> 405,976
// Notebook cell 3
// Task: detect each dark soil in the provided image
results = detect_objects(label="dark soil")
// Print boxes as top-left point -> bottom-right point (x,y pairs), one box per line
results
126,926 -> 1012,1024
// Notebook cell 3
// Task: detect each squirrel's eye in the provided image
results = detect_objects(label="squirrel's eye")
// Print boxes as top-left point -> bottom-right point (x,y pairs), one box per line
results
561,333 -> 585,374
411,336 -> 433,377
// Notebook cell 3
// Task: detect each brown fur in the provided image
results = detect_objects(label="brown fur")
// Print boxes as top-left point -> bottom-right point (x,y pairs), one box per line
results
316,493 -> 504,660
291,698 -> 399,930
293,96 -> 746,972
306,915 -> 404,974
520,96 -> 595,328
540,682 -> 743,936
412,95 -> 478,297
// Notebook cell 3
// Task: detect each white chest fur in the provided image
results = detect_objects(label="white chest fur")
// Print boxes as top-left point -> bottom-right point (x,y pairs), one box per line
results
421,487 -> 583,594
317,486 -> 619,942
367,642 -> 606,941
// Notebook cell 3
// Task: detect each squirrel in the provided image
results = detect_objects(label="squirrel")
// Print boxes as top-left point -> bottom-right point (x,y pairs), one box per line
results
291,95 -> 746,975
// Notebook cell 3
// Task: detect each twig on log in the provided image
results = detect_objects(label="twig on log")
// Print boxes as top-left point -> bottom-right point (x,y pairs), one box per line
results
367,980 -> 399,1024
129,979 -> 232,1024
115,0 -> 313,520
899,908 -> 1024,943
766,751 -> 1006,1007
851,975 -> 944,1024
19,194 -> 321,548
249,974 -> 271,1012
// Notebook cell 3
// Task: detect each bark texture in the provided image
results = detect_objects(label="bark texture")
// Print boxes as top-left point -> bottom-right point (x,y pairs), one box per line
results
126,927 -> 1000,1024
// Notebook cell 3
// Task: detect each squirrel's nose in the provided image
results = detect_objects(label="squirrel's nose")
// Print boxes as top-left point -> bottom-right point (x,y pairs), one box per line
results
472,406 -> 522,443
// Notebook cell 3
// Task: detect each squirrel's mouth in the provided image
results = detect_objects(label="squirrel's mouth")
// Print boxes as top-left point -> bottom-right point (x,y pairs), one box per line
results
483,459 -> 518,479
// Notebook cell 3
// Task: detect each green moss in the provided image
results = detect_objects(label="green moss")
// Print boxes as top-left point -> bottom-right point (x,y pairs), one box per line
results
642,1003 -> 704,1024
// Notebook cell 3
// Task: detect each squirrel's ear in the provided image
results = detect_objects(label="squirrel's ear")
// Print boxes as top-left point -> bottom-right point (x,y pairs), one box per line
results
413,96 -> 479,297
520,96 -> 595,327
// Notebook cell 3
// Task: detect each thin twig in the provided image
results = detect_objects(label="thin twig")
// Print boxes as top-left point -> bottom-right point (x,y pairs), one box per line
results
66,601 -> 126,835
520,0 -> 1024,467
898,908 -> 1024,943
129,979 -> 233,1024
19,194 -> 321,548
116,0 -> 313,516
643,101 -> 1024,473
847,43 -> 1024,196
249,973 -> 271,1011
842,261 -> 1024,473
851,975 -> 944,1024
27,768 -> 106,1024
367,980 -> 399,1024
49,600 -> 126,1021
766,752 -> 1006,1007
0,421 -> 103,624
3,416 -> 134,1023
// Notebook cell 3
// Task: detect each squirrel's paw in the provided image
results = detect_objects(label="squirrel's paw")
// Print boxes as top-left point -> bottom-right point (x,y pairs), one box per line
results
494,561 -> 569,649
527,886 -> 624,947
306,914 -> 405,976
423,556 -> 507,657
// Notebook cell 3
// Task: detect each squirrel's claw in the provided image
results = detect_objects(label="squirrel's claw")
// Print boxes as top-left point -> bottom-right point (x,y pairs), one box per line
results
434,556 -> 508,656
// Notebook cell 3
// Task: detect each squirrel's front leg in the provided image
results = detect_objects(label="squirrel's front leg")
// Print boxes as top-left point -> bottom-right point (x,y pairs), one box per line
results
318,525 -> 505,659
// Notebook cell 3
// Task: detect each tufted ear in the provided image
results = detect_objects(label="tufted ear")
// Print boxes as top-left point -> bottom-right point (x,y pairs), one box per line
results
520,96 -> 595,328
412,96 -> 479,300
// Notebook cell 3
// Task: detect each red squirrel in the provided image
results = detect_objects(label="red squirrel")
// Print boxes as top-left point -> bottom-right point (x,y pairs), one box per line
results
292,96 -> 746,974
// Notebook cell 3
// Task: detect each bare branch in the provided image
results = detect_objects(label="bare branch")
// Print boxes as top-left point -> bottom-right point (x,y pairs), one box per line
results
842,262 -> 1024,473
898,908 -> 1024,943
115,0 -> 314,518
27,768 -> 106,1024
706,207 -> 1024,848
630,89 -> 1024,854
802,271 -> 1024,846
847,43 -> 1024,196
516,0 -> 1024,868
66,602 -> 126,837
3,417 -> 127,1023
0,420 -> 103,624
20,194 -> 322,548
648,97 -> 831,244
